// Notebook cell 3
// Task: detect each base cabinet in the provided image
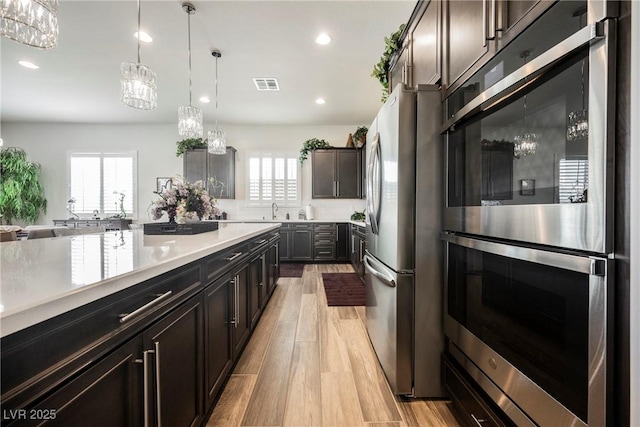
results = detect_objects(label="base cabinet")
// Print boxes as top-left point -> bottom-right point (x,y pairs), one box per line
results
230,265 -> 250,356
144,296 -> 204,427
28,337 -> 143,427
350,224 -> 366,277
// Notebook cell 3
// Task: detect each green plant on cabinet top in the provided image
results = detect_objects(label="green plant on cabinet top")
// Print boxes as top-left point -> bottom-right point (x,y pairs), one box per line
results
176,138 -> 207,157
353,126 -> 368,147
371,23 -> 406,103
299,138 -> 331,164
0,147 -> 47,225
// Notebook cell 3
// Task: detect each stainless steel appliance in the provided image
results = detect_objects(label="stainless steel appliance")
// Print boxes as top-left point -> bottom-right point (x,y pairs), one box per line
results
443,233 -> 612,427
441,1 -> 617,425
364,84 -> 444,397
442,0 -> 617,254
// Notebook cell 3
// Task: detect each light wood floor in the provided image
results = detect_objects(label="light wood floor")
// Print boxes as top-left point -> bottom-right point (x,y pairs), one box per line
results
206,264 -> 461,427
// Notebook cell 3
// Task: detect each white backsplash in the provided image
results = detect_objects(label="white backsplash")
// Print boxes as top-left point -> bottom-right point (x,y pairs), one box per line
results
216,199 -> 366,221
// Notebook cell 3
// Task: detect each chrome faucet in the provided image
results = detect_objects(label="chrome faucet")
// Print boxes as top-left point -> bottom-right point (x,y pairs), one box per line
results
271,202 -> 278,219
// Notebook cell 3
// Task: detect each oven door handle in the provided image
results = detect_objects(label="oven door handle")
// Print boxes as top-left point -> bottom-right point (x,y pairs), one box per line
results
441,22 -> 604,133
363,254 -> 396,287
441,232 -> 605,275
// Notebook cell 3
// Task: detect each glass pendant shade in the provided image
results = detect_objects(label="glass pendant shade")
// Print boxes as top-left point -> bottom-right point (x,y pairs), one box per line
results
513,132 -> 539,158
0,0 -> 58,48
178,105 -> 203,138
120,62 -> 157,110
567,110 -> 588,141
208,129 -> 226,154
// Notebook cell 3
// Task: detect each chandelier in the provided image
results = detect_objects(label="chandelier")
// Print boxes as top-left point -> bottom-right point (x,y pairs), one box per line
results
0,0 -> 58,48
208,50 -> 226,155
513,50 -> 538,158
567,7 -> 588,142
120,0 -> 157,110
178,2 -> 203,138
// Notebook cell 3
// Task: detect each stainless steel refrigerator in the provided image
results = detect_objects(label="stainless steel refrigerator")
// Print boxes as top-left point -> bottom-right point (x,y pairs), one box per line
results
364,83 -> 444,397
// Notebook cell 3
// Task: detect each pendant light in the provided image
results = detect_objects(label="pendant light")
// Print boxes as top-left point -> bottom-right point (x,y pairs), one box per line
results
178,2 -> 203,138
513,50 -> 538,159
567,7 -> 588,141
208,50 -> 226,155
0,0 -> 58,49
120,0 -> 157,110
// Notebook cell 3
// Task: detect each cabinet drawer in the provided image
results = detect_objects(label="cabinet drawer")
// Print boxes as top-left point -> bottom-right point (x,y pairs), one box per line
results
205,243 -> 250,284
314,237 -> 335,246
443,354 -> 513,427
250,234 -> 270,251
314,246 -> 336,260
76,221 -> 100,228
293,223 -> 312,230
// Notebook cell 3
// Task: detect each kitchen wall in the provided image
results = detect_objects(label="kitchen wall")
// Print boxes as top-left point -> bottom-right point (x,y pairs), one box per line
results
2,122 -> 366,225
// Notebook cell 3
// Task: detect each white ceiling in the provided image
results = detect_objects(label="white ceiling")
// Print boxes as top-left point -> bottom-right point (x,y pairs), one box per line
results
1,0 -> 416,126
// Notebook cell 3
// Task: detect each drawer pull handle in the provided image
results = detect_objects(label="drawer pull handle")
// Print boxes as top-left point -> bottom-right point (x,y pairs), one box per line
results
255,239 -> 267,244
224,252 -> 243,261
471,414 -> 488,426
119,291 -> 173,323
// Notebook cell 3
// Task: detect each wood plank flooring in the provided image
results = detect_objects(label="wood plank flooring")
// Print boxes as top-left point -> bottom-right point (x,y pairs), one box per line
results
207,264 -> 461,427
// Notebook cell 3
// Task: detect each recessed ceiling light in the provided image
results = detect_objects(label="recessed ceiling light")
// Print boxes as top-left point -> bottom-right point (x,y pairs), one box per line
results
315,33 -> 331,45
315,98 -> 326,105
18,60 -> 39,69
134,31 -> 153,43
199,96 -> 211,103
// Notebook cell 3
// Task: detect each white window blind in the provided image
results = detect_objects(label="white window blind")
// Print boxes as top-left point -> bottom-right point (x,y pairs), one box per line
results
247,153 -> 300,206
558,158 -> 588,203
69,152 -> 137,216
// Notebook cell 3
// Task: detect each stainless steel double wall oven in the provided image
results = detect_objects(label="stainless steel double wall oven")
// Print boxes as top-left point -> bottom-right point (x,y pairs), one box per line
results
441,1 -> 617,426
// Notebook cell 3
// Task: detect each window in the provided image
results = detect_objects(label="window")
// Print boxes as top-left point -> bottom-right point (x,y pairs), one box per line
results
68,152 -> 137,216
558,158 -> 588,203
247,153 -> 300,206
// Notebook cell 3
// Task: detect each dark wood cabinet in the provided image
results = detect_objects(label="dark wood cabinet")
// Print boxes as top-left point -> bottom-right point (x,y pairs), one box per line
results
28,337 -> 143,427
267,241 -> 279,295
336,223 -> 350,260
53,218 -> 132,230
230,264 -> 250,356
143,295 -> 204,427
350,224 -> 366,278
279,226 -> 292,261
204,275 -> 233,409
248,253 -> 266,329
291,225 -> 313,261
443,0 -> 492,97
312,149 -> 361,199
183,147 -> 236,199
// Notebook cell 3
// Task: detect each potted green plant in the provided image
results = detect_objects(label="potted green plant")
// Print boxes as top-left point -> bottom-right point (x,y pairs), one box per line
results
371,23 -> 406,103
0,147 -> 47,225
299,138 -> 331,164
176,137 -> 207,157
353,126 -> 368,148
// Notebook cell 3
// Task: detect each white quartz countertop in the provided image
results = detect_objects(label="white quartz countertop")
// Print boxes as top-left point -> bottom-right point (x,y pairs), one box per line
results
0,222 -> 279,338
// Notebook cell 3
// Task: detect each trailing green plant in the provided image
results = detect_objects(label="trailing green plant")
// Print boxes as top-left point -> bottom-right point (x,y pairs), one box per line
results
350,209 -> 366,221
176,137 -> 207,157
371,23 -> 406,103
353,126 -> 368,146
299,138 -> 331,164
0,147 -> 47,225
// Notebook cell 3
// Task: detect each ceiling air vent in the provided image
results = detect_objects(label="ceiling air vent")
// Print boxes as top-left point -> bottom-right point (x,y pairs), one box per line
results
253,78 -> 280,91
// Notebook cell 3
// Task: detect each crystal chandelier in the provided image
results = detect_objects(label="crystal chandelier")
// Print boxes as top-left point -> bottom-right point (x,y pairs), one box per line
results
567,7 -> 588,142
513,50 -> 538,158
120,0 -> 157,110
178,2 -> 203,138
208,50 -> 226,155
567,59 -> 588,141
0,0 -> 58,48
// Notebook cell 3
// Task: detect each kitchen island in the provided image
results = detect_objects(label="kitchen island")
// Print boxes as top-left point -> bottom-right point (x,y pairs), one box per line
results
1,222 -> 281,426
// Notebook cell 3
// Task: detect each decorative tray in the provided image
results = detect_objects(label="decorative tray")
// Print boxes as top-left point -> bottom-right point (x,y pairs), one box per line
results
143,221 -> 219,235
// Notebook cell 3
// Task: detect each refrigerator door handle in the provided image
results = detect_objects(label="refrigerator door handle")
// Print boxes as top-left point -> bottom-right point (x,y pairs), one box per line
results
363,254 -> 396,287
367,133 -> 382,235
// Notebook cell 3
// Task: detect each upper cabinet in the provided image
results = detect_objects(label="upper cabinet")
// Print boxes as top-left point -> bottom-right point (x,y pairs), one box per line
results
389,0 -> 440,89
441,0 -> 555,98
183,147 -> 237,199
312,148 -> 362,199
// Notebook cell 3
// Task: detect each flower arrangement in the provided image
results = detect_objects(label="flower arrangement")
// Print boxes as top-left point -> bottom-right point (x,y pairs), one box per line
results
150,178 -> 220,224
